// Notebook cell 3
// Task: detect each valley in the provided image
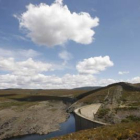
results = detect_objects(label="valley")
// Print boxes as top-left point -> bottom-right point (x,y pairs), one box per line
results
1,82 -> 140,140
0,89 -> 87,140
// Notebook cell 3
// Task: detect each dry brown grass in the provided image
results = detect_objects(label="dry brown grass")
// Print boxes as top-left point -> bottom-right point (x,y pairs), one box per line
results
51,122 -> 140,140
0,89 -> 88,110
77,86 -> 116,104
0,89 -> 88,98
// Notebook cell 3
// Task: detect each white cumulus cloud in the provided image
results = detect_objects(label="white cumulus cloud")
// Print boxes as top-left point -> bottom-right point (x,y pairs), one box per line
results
130,77 -> 140,83
55,0 -> 63,5
1,73 -> 140,89
15,0 -> 99,47
0,57 -> 53,76
76,56 -> 114,75
0,73 -> 97,89
0,60 -> 139,89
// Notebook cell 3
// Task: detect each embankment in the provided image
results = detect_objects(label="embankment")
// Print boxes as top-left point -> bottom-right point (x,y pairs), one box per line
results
74,104 -> 108,131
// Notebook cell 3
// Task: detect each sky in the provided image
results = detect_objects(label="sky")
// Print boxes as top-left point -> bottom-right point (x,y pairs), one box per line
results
0,0 -> 140,89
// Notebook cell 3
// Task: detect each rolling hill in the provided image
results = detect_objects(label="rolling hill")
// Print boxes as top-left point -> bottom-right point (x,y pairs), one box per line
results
53,82 -> 140,140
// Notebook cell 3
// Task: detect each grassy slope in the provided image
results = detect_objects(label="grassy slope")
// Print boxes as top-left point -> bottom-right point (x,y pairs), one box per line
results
0,89 -> 89,110
77,86 -> 115,104
51,122 -> 140,140
74,82 -> 140,105
0,89 -> 89,97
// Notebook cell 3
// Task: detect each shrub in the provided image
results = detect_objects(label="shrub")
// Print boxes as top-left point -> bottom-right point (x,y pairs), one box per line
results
97,108 -> 110,118
121,115 -> 140,123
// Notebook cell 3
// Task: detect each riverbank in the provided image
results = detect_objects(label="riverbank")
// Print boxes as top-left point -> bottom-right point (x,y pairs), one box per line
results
0,101 -> 68,140
8,113 -> 75,140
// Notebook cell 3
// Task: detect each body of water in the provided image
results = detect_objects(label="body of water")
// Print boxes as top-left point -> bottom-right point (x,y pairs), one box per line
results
10,113 -> 75,140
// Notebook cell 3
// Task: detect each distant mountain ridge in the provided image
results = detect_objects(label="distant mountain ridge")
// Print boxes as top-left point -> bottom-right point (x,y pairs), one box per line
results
73,86 -> 101,90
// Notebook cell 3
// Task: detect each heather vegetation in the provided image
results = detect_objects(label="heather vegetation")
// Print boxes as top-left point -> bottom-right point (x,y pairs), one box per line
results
51,122 -> 140,140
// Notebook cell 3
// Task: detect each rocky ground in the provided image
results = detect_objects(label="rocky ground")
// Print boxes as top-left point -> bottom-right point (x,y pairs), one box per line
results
0,101 -> 68,140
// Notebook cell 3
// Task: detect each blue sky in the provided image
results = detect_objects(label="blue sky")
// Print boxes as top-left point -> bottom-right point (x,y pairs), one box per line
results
0,0 -> 140,89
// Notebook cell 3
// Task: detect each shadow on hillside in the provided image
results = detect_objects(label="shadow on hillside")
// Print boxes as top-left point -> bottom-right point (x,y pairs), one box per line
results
76,82 -> 140,101
0,94 -> 17,97
10,95 -> 75,103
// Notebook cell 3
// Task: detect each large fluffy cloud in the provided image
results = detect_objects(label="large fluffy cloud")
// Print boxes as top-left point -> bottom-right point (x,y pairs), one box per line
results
15,0 -> 99,47
0,73 -> 96,89
0,72 -> 139,89
0,48 -> 138,89
76,56 -> 114,75
0,54 -> 121,89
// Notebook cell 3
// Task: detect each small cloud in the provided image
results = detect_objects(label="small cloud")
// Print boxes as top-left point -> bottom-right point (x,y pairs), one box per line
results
118,71 -> 129,75
13,34 -> 29,41
91,8 -> 96,12
76,56 -> 114,75
58,50 -> 73,65
130,77 -> 140,83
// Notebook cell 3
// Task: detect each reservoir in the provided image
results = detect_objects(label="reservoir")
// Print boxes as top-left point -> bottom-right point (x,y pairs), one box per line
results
9,113 -> 75,140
